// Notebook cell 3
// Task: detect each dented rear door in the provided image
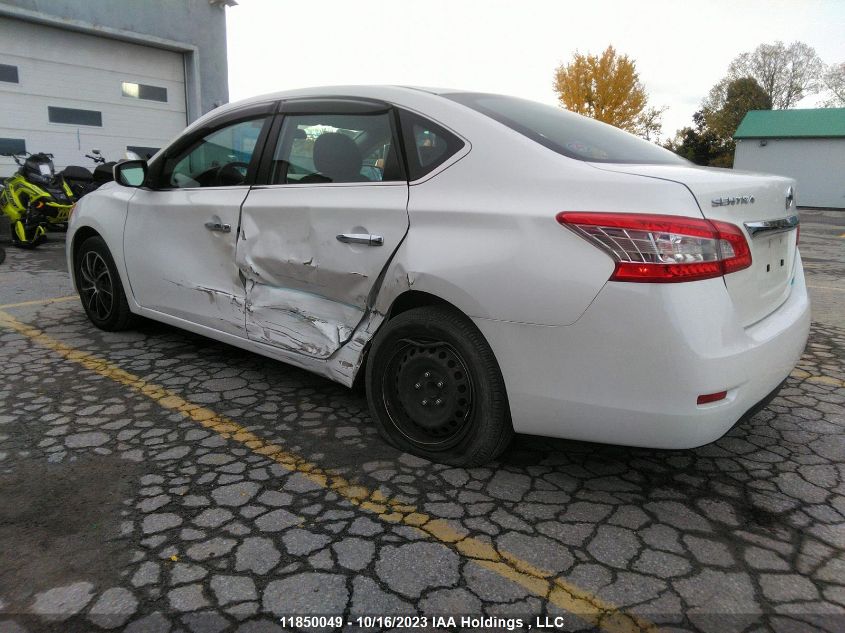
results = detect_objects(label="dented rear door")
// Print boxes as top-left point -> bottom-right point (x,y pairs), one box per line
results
237,101 -> 409,359
237,184 -> 408,358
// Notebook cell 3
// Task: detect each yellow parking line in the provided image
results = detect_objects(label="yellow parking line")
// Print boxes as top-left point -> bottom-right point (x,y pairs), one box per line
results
0,308 -> 656,633
0,295 -> 78,310
790,368 -> 845,388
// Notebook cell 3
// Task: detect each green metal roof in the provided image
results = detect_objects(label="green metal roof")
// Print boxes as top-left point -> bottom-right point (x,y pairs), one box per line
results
734,108 -> 845,139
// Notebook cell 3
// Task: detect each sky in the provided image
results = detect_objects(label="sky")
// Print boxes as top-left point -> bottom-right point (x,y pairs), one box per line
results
226,0 -> 845,141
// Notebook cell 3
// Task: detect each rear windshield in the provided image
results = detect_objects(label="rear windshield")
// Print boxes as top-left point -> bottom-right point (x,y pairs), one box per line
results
444,92 -> 686,165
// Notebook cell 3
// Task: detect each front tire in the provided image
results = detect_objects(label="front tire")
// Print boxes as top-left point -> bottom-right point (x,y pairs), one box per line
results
366,306 -> 513,466
74,236 -> 134,331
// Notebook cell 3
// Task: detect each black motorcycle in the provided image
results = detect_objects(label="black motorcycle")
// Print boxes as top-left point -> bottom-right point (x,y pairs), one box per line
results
60,150 -> 118,199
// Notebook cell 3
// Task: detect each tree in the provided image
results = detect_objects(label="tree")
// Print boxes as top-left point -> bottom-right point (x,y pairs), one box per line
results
663,111 -> 729,167
667,77 -> 771,168
632,106 -> 668,141
704,77 -> 772,140
822,62 -> 845,107
553,45 -> 664,138
726,41 -> 824,109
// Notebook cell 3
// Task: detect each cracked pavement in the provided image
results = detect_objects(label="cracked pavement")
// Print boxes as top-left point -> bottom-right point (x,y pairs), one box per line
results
0,208 -> 843,633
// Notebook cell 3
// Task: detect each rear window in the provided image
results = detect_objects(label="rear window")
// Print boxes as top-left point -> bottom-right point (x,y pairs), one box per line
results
444,92 -> 685,165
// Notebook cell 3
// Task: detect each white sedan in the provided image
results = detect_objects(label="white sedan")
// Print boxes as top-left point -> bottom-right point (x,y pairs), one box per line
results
67,86 -> 810,466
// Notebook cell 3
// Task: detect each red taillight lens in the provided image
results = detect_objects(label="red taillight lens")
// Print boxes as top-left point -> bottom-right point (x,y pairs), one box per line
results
556,212 -> 752,283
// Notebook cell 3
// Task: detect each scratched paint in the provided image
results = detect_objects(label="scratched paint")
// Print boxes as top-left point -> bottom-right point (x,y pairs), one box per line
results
245,280 -> 361,359
161,279 -> 246,336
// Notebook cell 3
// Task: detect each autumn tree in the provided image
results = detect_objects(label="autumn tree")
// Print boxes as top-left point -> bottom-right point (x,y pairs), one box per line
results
822,62 -> 845,107
553,46 -> 663,138
704,77 -> 772,140
727,41 -> 823,109
666,77 -> 771,167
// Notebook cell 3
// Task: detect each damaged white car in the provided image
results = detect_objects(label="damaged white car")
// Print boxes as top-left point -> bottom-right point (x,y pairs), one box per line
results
67,86 -> 809,466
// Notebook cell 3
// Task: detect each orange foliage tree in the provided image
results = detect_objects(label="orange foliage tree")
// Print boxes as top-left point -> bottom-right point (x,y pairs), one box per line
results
553,46 -> 663,139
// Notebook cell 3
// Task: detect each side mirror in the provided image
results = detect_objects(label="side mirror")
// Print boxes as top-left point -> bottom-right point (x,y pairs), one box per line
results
114,160 -> 147,187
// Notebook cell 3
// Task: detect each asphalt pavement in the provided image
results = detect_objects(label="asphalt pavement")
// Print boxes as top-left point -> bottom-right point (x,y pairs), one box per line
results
0,209 -> 843,633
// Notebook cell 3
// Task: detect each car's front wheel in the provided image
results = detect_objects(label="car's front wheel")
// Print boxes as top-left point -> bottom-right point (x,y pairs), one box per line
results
366,306 -> 513,466
74,235 -> 134,331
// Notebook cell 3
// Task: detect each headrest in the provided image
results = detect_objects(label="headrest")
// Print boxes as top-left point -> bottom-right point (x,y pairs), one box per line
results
312,132 -> 362,182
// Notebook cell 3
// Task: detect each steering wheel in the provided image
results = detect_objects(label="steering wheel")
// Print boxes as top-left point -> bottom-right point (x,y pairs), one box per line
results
216,161 -> 250,186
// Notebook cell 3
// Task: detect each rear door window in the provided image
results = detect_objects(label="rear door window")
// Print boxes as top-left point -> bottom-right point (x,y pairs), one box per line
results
269,112 -> 404,184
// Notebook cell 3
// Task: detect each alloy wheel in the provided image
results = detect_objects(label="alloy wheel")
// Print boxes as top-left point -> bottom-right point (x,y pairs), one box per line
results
79,250 -> 114,321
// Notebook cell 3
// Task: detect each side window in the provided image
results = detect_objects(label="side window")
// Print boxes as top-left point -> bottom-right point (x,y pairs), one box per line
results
398,110 -> 464,181
162,117 -> 268,188
270,112 -> 404,184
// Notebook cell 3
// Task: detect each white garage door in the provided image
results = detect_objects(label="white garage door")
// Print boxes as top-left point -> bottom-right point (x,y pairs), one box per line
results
0,18 -> 187,176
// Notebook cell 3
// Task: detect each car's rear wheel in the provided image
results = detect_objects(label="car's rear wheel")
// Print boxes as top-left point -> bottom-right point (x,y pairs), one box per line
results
366,306 -> 513,466
75,236 -> 134,331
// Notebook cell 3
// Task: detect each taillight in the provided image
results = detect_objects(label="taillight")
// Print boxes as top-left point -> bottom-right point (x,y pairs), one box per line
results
556,212 -> 752,283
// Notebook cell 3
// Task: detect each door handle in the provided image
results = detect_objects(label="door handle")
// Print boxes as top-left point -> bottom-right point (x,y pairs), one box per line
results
336,233 -> 384,246
205,221 -> 231,233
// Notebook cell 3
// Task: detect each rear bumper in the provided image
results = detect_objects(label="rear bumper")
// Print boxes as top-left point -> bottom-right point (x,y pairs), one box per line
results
474,254 -> 811,449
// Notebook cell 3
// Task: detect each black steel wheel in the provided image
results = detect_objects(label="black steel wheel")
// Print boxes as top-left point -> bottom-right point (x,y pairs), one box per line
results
383,339 -> 475,449
366,305 -> 513,466
74,235 -> 135,331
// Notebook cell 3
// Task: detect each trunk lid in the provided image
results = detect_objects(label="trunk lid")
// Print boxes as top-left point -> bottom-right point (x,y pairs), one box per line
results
591,163 -> 799,327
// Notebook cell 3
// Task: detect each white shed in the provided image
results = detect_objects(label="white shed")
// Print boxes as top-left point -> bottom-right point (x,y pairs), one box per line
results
733,108 -> 845,209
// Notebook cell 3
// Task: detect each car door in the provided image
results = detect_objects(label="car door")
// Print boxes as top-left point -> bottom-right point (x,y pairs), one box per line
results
124,104 -> 274,337
236,98 -> 409,358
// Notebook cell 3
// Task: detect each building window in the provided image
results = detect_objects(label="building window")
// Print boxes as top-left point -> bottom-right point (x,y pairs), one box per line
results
122,81 -> 167,103
0,64 -> 19,83
48,106 -> 102,127
127,145 -> 161,159
0,138 -> 26,154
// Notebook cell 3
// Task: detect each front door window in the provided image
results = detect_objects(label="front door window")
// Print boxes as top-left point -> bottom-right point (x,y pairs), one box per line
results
162,117 -> 268,188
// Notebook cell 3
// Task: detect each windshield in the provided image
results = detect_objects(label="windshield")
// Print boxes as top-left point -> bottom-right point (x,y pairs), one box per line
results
444,92 -> 686,165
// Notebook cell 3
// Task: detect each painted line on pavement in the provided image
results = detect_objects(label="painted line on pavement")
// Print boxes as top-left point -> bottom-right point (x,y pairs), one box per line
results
790,368 -> 845,388
0,308 -> 658,633
0,295 -> 78,310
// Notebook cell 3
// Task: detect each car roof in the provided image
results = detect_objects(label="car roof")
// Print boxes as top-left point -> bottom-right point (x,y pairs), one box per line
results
190,85 -> 482,130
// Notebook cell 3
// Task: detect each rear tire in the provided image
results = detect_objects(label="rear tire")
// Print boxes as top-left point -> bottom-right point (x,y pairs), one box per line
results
366,306 -> 513,466
74,236 -> 135,331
